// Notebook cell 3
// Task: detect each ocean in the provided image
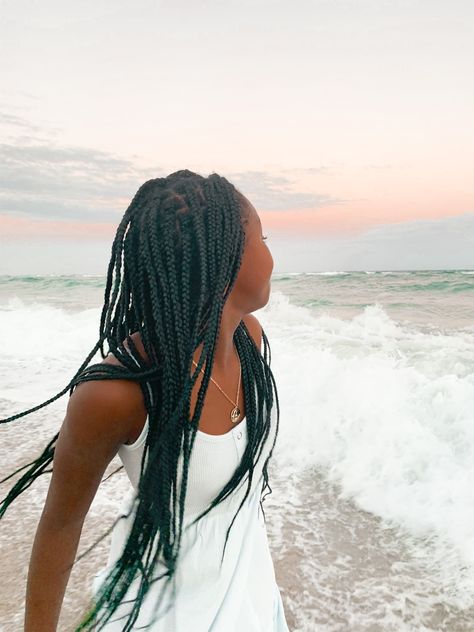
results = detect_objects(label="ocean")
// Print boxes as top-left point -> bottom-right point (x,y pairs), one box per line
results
0,270 -> 473,631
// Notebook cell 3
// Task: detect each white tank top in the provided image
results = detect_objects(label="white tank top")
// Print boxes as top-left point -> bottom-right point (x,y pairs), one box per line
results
118,412 -> 255,518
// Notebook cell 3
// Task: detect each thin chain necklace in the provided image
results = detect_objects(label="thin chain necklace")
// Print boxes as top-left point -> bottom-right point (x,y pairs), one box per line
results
191,345 -> 242,423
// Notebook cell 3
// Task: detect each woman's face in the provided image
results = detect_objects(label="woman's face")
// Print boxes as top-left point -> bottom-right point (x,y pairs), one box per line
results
228,196 -> 274,313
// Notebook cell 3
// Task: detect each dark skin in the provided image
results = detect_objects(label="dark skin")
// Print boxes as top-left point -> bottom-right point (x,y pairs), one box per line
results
24,197 -> 273,630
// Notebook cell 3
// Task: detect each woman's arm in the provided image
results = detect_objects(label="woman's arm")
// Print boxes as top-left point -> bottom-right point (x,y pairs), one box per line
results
24,378 -> 138,631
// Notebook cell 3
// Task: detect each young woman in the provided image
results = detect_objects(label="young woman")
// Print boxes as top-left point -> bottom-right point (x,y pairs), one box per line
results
0,170 -> 290,631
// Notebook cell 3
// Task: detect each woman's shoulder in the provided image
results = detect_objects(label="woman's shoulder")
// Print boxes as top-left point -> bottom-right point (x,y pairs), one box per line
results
65,333 -> 149,448
66,376 -> 142,452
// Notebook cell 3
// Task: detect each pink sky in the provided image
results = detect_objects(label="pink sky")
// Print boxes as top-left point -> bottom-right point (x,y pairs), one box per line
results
2,199 -> 473,241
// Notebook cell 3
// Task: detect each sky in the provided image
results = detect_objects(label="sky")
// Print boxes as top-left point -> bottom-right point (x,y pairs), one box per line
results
0,0 -> 473,274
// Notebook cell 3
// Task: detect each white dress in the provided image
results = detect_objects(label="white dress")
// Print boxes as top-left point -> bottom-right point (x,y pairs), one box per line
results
91,386 -> 290,632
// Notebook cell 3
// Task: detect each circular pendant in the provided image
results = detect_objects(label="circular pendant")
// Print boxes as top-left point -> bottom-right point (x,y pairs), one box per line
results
230,406 -> 241,423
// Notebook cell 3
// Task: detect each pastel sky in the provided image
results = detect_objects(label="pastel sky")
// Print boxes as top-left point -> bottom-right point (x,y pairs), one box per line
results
1,0 -> 473,273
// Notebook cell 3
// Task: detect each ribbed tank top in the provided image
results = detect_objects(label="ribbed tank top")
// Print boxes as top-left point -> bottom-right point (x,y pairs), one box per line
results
118,412 -> 254,519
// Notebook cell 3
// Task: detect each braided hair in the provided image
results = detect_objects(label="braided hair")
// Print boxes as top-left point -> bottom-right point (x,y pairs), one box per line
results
0,169 -> 280,630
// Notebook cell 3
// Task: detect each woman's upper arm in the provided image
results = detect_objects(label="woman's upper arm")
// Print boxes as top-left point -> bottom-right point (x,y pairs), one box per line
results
40,380 -> 135,529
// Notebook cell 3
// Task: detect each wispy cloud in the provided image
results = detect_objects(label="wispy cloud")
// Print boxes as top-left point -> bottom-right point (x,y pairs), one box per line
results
264,212 -> 474,272
0,110 -> 167,222
0,111 -> 44,133
347,211 -> 474,251
224,169 -> 347,211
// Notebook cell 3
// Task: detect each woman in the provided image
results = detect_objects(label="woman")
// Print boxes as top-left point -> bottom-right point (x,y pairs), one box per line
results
0,170 -> 290,631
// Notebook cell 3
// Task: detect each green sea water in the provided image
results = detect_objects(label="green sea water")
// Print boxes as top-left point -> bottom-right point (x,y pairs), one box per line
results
1,269 -> 472,330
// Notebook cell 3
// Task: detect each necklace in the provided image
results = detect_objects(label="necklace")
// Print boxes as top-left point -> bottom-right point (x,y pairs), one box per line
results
191,346 -> 242,423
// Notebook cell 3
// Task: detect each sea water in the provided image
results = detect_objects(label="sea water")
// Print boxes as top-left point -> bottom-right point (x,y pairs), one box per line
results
0,270 -> 473,631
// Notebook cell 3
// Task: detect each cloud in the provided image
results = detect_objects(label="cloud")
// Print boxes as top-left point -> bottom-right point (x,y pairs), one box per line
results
224,169 -> 347,211
285,166 -> 336,176
355,212 -> 474,245
261,212 -> 474,272
318,212 -> 474,271
0,111 -> 44,133
0,110 -> 168,221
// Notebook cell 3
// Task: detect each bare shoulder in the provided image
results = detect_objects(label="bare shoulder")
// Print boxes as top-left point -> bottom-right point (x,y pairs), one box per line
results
66,377 -> 139,450
64,331 -> 150,449
242,313 -> 263,353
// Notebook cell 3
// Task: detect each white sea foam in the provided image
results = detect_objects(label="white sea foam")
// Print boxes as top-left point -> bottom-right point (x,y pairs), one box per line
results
256,290 -> 474,605
0,297 -> 101,405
